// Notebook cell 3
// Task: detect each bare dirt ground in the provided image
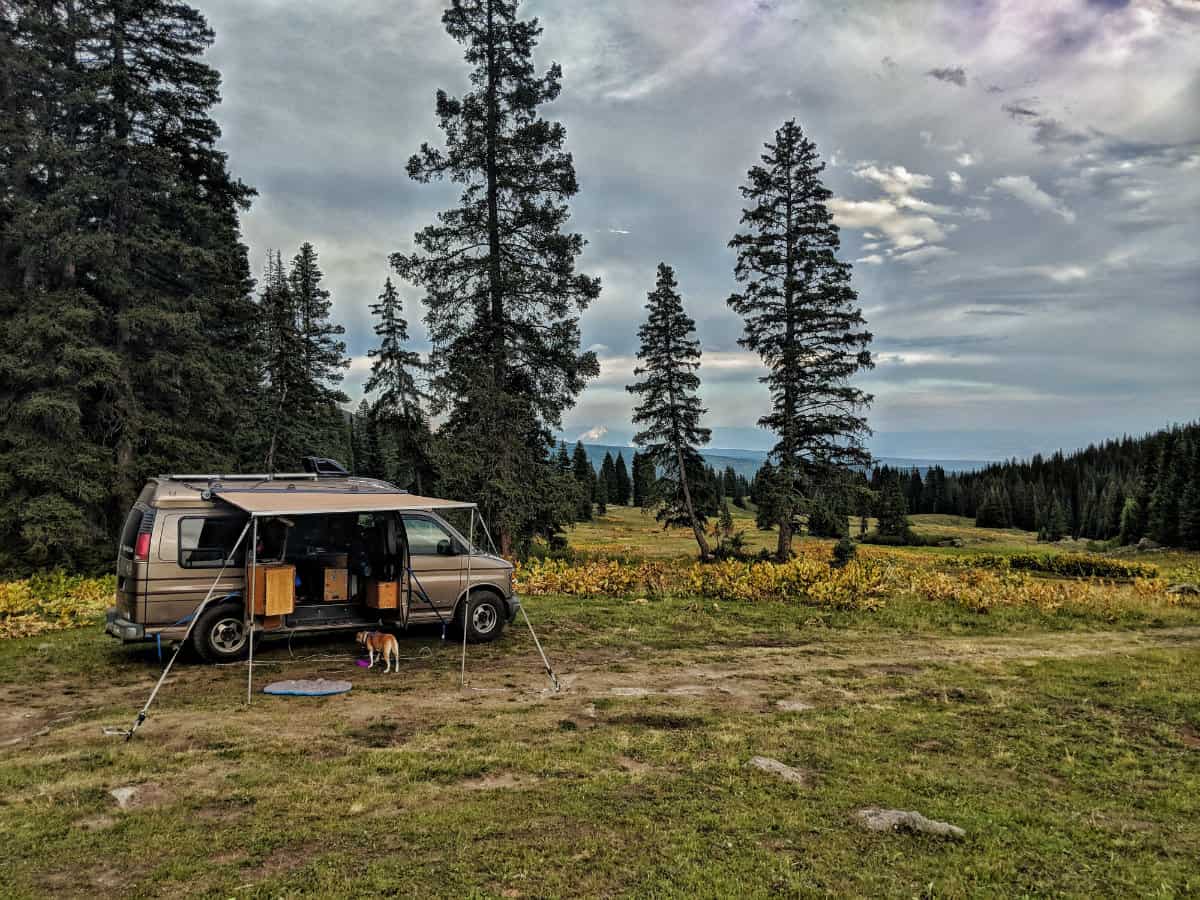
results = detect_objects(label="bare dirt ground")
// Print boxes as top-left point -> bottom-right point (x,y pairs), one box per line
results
6,626 -> 1199,751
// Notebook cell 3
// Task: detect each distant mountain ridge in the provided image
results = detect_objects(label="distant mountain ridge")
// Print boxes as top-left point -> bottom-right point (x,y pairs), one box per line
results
565,442 -> 990,480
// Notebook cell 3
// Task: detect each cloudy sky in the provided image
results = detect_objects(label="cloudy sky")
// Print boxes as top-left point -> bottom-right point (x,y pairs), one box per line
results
201,0 -> 1199,460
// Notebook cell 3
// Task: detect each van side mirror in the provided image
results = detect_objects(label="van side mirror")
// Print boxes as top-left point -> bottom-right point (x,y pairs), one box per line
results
436,539 -> 455,556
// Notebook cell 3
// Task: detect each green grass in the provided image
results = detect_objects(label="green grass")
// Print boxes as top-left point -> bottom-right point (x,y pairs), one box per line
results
4,510 -> 1200,897
3,597 -> 1200,897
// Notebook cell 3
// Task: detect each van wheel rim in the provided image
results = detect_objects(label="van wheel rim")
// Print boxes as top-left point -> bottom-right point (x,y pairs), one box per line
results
472,604 -> 497,634
211,617 -> 246,654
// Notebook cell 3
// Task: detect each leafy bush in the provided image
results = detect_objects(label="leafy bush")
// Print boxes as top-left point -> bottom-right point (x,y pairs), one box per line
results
965,553 -> 1158,580
860,529 -> 941,547
832,537 -> 856,567
516,551 -> 887,610
0,572 -> 113,638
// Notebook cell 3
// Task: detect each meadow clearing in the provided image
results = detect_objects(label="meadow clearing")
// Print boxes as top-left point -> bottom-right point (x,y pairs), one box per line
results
2,511 -> 1199,897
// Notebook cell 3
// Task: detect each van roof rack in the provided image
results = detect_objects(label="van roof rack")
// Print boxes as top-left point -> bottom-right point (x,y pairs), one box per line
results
161,473 -> 320,481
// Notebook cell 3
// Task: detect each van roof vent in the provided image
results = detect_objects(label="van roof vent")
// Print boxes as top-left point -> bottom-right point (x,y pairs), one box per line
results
301,457 -> 351,478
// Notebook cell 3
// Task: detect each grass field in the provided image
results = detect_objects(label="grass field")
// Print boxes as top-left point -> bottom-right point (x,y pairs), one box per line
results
2,512 -> 1200,897
572,506 -> 1055,558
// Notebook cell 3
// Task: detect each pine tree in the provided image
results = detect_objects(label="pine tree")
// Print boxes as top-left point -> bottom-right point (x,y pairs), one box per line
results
876,476 -> 910,538
631,451 -> 656,509
600,451 -> 617,505
0,0 -> 258,571
258,251 -> 306,470
571,441 -> 594,522
392,0 -> 599,553
555,441 -> 572,474
614,452 -> 632,506
1179,441 -> 1200,550
288,242 -> 349,457
728,119 -> 873,561
365,277 -> 432,492
627,263 -> 712,559
595,474 -> 608,516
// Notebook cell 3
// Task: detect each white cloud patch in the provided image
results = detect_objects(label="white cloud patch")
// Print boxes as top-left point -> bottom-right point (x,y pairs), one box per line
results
947,171 -> 964,193
578,424 -> 609,442
1032,264 -> 1089,283
956,153 -> 976,167
992,175 -> 1076,223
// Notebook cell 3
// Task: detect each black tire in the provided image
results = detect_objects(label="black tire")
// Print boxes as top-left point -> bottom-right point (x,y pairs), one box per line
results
460,591 -> 506,643
191,600 -> 250,663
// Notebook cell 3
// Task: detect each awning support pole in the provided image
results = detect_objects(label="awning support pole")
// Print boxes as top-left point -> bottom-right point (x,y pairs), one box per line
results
521,604 -> 560,693
246,516 -> 258,705
120,519 -> 253,741
460,509 -> 474,687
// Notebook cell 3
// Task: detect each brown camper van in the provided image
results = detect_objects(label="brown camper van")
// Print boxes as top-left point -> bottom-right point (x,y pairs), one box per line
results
105,461 -> 519,662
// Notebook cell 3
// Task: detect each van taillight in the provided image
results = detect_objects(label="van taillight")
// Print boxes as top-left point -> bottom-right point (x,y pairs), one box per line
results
135,533 -> 151,560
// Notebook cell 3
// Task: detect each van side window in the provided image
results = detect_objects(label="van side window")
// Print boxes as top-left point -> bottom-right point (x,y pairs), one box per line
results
402,515 -> 456,556
180,517 -> 247,568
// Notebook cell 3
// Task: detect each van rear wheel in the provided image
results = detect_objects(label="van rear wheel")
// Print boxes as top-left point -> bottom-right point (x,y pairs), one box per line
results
192,601 -> 249,663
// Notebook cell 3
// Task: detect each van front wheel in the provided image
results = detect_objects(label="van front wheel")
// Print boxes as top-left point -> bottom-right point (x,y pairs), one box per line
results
192,602 -> 249,663
461,591 -> 505,643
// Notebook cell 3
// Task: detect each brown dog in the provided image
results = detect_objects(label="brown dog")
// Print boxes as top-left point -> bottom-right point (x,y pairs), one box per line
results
356,630 -> 400,674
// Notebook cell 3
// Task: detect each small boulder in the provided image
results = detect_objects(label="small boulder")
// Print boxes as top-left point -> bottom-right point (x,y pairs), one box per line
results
1167,583 -> 1199,596
109,787 -> 139,810
854,806 -> 965,839
749,756 -> 812,786
1136,537 -> 1161,551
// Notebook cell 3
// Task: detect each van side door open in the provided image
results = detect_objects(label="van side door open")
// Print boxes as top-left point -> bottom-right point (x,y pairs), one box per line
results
400,513 -> 465,617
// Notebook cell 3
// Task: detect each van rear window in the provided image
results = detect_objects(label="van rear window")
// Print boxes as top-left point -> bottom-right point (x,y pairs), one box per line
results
119,508 -> 144,557
180,517 -> 247,568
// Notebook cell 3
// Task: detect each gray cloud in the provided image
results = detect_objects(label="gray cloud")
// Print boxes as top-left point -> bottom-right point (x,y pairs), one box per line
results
198,0 -> 1200,460
926,66 -> 967,87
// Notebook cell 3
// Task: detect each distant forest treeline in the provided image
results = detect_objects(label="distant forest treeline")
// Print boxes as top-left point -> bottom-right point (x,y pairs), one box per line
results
868,422 -> 1200,548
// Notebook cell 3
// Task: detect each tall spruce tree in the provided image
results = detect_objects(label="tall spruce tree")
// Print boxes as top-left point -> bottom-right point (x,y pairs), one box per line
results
0,0 -> 257,572
571,441 -> 594,521
600,452 -> 617,504
627,263 -> 712,559
392,0 -> 599,553
728,120 -> 873,561
258,251 -> 305,470
288,242 -> 349,458
365,277 -> 432,491
614,452 -> 632,506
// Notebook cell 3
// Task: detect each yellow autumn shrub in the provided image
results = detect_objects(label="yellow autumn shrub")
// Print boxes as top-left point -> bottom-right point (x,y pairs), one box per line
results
0,572 -> 114,638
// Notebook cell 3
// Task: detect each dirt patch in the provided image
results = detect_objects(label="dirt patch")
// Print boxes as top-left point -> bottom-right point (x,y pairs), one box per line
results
1178,725 -> 1200,749
775,699 -> 815,712
615,755 -> 654,775
109,782 -> 172,811
607,712 -> 706,731
460,772 -> 540,791
245,842 -> 321,879
76,814 -> 117,831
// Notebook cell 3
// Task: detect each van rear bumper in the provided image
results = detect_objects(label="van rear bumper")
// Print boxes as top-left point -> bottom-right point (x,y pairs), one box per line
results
105,608 -> 145,642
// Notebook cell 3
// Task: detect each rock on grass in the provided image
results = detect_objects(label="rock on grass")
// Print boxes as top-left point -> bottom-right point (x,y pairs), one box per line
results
748,756 -> 812,786
854,806 -> 965,839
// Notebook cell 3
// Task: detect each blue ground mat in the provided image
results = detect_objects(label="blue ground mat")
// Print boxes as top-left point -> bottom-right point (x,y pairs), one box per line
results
262,678 -> 353,696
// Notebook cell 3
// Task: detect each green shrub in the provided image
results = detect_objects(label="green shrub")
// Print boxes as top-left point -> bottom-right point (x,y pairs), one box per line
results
965,552 -> 1157,580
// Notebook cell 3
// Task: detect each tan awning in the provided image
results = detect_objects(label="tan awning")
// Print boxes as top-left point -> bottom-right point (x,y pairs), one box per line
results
212,490 -> 475,517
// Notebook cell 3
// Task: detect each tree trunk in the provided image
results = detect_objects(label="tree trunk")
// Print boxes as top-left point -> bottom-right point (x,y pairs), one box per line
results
776,512 -> 793,561
776,153 -> 798,563
675,443 -> 712,560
